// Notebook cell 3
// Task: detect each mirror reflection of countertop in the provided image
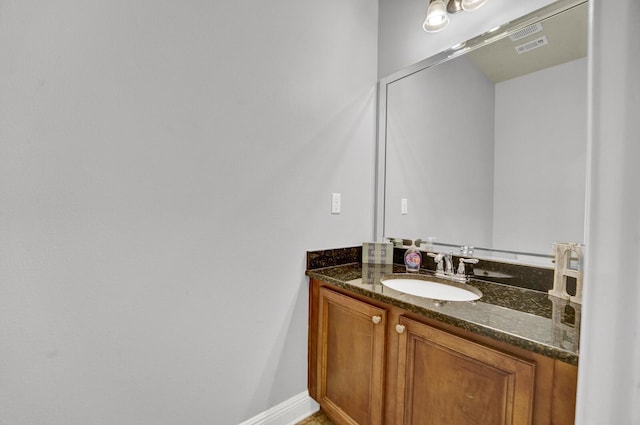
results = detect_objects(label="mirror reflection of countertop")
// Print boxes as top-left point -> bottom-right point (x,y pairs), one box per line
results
306,262 -> 579,365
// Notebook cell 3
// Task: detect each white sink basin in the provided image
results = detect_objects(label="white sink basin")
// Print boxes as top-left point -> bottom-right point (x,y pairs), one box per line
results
380,274 -> 482,302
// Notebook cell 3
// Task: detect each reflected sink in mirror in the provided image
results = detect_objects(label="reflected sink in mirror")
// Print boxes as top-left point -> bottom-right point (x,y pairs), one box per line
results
380,274 -> 482,302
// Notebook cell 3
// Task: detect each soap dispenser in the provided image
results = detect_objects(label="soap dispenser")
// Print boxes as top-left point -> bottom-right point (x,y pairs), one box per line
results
404,239 -> 422,272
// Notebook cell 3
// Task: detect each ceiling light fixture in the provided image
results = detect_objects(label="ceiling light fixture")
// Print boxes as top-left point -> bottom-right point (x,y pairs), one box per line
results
446,0 -> 463,14
423,0 -> 450,32
424,0 -> 489,33
461,0 -> 489,12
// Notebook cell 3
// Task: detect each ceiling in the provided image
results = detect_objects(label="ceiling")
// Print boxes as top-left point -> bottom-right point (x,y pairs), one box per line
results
468,2 -> 588,83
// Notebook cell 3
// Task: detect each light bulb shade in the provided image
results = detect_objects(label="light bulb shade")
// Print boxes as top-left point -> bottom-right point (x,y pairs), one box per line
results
447,0 -> 463,14
423,0 -> 449,32
461,0 -> 488,11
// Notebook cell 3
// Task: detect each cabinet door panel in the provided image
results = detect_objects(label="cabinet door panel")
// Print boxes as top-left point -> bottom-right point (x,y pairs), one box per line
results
396,316 -> 535,425
318,287 -> 386,425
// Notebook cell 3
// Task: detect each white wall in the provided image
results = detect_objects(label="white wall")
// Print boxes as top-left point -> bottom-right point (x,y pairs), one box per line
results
575,0 -> 640,423
384,55 -> 495,246
378,0 -> 556,77
0,1 -> 378,424
493,58 -> 587,253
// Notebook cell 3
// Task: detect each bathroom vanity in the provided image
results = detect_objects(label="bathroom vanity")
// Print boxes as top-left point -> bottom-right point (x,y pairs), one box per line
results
306,247 -> 579,425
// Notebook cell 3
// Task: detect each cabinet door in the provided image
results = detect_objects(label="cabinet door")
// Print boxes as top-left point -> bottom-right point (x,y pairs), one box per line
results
395,316 -> 535,425
317,287 -> 386,425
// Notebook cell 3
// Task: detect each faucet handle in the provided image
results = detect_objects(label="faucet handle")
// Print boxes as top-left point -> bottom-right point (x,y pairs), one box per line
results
428,252 -> 445,274
457,258 -> 465,275
457,258 -> 479,276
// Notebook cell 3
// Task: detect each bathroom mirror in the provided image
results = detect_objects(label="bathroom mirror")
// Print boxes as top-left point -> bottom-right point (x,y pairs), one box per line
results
376,0 -> 588,264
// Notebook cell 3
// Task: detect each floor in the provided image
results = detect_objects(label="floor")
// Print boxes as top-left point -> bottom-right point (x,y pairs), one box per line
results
295,410 -> 336,425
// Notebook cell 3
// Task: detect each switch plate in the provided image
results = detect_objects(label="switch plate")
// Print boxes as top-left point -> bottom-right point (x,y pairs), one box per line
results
401,198 -> 408,215
331,193 -> 341,214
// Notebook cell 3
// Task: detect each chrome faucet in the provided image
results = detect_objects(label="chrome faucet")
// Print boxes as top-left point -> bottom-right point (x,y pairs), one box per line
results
443,252 -> 454,275
427,252 -> 445,276
428,252 -> 479,282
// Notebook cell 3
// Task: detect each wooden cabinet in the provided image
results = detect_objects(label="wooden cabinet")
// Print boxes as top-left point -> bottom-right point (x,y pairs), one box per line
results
394,316 -> 535,425
308,279 -> 578,425
315,287 -> 387,425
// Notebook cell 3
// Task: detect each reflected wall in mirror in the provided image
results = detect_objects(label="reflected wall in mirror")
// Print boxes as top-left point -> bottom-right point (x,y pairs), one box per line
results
378,0 -> 588,263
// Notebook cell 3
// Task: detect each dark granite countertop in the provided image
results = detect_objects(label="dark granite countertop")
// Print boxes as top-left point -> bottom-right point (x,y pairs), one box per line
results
306,262 -> 580,365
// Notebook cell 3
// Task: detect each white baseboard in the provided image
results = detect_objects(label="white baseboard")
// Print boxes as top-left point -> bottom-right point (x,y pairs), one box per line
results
238,391 -> 320,425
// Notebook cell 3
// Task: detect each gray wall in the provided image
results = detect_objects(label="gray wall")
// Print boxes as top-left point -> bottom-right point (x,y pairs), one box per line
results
0,1 -> 377,424
493,57 -> 587,253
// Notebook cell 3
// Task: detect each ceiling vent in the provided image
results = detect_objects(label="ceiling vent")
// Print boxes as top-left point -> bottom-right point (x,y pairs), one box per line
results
514,36 -> 549,54
509,22 -> 543,41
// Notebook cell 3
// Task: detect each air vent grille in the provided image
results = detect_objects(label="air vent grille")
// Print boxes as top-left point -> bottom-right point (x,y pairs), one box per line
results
515,36 -> 549,54
510,23 -> 543,41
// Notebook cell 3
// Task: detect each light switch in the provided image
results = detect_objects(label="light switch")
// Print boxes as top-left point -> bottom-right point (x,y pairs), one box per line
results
401,198 -> 408,215
331,193 -> 341,214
